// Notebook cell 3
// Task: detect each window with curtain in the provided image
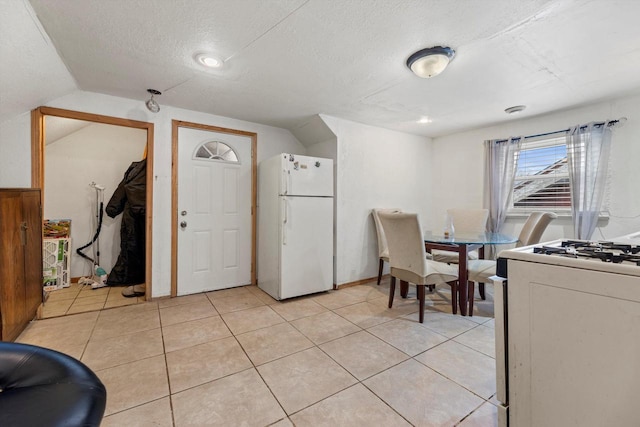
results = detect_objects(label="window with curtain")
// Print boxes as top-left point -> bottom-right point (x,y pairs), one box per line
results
489,120 -> 616,240
511,135 -> 571,214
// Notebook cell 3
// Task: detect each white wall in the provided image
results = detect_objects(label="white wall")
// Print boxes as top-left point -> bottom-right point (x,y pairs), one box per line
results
45,123 -> 146,277
306,138 -> 337,160
321,115 -> 433,286
0,112 -> 32,187
431,93 -> 640,245
6,90 -> 638,294
0,90 -> 307,298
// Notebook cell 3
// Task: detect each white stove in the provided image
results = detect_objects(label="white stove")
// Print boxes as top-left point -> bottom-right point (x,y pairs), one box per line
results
496,231 -> 640,278
493,232 -> 640,427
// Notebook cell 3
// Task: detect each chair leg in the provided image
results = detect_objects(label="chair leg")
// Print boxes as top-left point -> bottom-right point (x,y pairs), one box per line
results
418,285 -> 425,323
400,280 -> 409,298
377,259 -> 384,285
468,281 -> 475,317
479,283 -> 486,300
388,276 -> 396,308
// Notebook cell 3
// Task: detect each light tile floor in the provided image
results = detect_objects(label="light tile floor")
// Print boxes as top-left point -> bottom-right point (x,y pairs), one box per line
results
17,278 -> 498,426
41,282 -> 145,318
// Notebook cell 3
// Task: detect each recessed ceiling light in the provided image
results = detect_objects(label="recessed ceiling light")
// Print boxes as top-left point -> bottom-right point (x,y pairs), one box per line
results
196,53 -> 224,69
417,116 -> 432,124
505,105 -> 526,114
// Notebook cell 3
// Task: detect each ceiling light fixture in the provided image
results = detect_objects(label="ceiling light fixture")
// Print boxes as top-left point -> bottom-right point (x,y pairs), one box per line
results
417,116 -> 432,124
145,89 -> 162,113
196,53 -> 224,69
407,46 -> 455,78
505,105 -> 526,114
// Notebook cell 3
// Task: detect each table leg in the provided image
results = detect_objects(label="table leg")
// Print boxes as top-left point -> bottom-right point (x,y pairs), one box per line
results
458,245 -> 468,316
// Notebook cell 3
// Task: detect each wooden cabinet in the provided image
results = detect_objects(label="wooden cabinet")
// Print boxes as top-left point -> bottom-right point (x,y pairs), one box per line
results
0,188 -> 43,341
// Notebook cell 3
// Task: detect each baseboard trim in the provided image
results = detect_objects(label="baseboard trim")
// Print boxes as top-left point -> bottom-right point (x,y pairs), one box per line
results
335,274 -> 388,290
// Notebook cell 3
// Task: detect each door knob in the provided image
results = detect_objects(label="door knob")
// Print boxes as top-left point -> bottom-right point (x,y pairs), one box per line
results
180,221 -> 187,229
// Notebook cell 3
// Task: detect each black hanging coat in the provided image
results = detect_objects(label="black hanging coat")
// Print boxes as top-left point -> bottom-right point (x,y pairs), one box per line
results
105,159 -> 146,285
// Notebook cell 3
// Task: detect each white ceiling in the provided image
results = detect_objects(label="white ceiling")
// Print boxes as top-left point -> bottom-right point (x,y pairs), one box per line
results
4,0 -> 640,138
0,0 -> 76,122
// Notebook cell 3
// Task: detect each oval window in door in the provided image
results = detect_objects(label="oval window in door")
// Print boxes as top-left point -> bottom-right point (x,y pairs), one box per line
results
194,141 -> 240,163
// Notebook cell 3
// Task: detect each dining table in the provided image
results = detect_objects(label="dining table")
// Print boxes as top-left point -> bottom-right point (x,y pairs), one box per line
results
418,231 -> 518,316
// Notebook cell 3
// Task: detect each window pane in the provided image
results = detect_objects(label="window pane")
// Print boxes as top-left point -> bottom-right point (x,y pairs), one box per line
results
512,140 -> 570,212
514,177 -> 571,207
194,141 -> 239,163
516,145 -> 567,178
195,146 -> 212,158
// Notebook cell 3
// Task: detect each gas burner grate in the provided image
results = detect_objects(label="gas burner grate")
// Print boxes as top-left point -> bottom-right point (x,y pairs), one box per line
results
534,241 -> 640,266
533,246 -> 572,255
560,240 -> 640,254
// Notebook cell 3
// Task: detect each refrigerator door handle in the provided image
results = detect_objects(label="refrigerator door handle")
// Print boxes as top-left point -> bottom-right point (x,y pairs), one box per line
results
282,169 -> 289,195
282,198 -> 288,245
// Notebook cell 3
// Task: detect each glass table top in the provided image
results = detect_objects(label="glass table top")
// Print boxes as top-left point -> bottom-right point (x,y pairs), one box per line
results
424,231 -> 518,245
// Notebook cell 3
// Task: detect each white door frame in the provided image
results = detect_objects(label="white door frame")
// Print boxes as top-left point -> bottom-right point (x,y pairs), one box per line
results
171,120 -> 257,297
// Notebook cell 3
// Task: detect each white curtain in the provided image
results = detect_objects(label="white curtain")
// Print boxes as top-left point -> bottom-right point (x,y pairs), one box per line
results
483,137 -> 522,256
566,122 -> 612,239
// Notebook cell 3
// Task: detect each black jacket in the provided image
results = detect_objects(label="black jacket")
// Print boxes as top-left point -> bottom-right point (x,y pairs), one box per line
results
106,159 -> 146,285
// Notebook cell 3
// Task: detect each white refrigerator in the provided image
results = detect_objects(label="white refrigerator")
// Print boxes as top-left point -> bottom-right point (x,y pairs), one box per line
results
258,153 -> 334,300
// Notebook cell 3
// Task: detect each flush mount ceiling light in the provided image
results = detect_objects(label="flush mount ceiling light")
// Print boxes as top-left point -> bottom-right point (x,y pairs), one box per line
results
407,46 -> 455,78
505,105 -> 526,114
145,89 -> 161,113
417,116 -> 432,124
196,53 -> 224,69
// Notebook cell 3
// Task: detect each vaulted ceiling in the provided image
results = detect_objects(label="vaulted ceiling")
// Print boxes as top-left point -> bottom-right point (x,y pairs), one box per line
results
3,0 -> 640,137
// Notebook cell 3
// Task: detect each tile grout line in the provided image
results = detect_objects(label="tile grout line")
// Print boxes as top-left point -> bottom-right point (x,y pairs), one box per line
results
216,304 -> 292,421
276,300 -> 411,421
157,305 -> 178,427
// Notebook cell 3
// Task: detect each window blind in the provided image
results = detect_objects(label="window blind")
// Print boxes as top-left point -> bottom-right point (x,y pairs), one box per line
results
511,136 -> 571,212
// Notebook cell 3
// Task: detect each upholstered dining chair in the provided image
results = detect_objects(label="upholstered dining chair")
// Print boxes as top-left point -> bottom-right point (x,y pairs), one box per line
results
466,211 -> 558,316
372,208 -> 402,285
515,211 -> 559,247
431,208 -> 489,263
379,212 -> 459,322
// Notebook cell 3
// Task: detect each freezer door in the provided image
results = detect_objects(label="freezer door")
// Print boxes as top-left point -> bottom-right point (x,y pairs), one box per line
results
280,196 -> 333,299
280,154 -> 333,197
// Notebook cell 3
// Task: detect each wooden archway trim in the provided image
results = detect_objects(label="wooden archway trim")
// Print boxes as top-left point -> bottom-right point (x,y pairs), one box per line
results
31,106 -> 154,300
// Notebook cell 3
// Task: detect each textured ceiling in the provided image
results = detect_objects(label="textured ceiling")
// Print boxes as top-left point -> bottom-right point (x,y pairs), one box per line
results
0,0 -> 76,122
5,0 -> 640,138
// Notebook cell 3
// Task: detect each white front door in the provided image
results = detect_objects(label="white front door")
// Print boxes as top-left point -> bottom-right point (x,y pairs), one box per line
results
177,127 -> 252,295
